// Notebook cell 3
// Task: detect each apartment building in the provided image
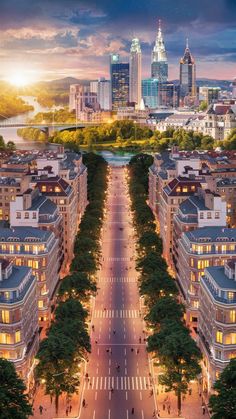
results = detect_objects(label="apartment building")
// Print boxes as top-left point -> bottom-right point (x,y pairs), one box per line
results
173,190 -> 227,270
176,227 -> 236,330
159,177 -> 203,265
215,178 -> 236,227
0,259 -> 38,389
0,227 -> 59,325
0,175 -> 30,221
10,188 -> 64,271
199,259 -> 236,393
34,176 -> 77,269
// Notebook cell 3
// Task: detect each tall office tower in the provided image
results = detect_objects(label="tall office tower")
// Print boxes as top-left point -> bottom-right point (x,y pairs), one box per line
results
142,78 -> 158,109
232,77 -> 236,99
90,80 -> 98,94
129,38 -> 142,107
97,78 -> 111,110
151,20 -> 168,82
110,54 -> 129,110
69,84 -> 81,111
179,39 -> 197,100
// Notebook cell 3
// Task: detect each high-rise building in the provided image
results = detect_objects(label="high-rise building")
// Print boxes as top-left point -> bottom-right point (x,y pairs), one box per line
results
97,78 -> 111,110
158,82 -> 179,107
199,87 -> 221,105
69,84 -> 81,111
110,54 -> 129,110
142,78 -> 158,109
90,80 -> 98,94
179,39 -> 197,101
232,78 -> 236,99
151,21 -> 168,83
129,38 -> 142,107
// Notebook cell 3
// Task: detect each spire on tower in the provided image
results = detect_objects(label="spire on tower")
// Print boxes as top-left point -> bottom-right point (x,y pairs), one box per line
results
186,37 -> 189,49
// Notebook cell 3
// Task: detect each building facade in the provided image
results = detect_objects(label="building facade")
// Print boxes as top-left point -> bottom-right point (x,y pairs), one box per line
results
199,260 -> 236,393
0,259 -> 38,390
110,54 -> 129,110
97,78 -> 111,110
179,40 -> 196,102
129,38 -> 142,107
142,78 -> 158,109
151,21 -> 168,83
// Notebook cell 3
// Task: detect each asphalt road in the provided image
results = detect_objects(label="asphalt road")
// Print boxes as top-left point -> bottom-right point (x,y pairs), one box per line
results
79,166 -> 156,419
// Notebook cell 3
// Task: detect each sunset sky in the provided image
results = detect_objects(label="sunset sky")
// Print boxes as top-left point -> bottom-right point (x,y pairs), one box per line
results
0,0 -> 236,82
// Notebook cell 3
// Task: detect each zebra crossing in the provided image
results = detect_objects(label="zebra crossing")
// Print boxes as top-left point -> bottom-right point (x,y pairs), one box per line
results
104,257 -> 130,261
85,376 -> 152,391
94,309 -> 140,319
98,277 -> 137,283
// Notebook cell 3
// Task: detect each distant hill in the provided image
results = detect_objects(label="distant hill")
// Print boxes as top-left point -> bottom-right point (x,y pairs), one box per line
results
35,77 -> 90,91
172,78 -> 232,91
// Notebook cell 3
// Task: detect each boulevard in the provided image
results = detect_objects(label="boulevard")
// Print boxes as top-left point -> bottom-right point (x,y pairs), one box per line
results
79,166 -> 156,419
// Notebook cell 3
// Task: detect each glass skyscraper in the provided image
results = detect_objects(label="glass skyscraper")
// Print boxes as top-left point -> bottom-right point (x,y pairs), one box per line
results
142,78 -> 158,109
129,38 -> 142,107
179,40 -> 196,100
110,54 -> 129,110
151,21 -> 168,83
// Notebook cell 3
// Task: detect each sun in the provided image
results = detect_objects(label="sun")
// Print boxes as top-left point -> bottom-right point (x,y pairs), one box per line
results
7,73 -> 30,87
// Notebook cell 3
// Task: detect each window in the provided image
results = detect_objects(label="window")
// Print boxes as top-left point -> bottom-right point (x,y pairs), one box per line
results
24,245 -> 30,252
216,331 -> 223,344
228,292 -> 234,301
33,261 -> 39,269
24,212 -> 29,219
199,212 -> 204,219
193,301 -> 199,309
15,331 -> 21,343
16,212 -> 21,219
0,333 -> 11,344
215,212 -> 220,219
41,185 -> 47,192
191,185 -> 196,191
40,285 -> 47,295
225,333 -> 236,345
229,310 -> 236,323
32,212 -> 37,219
38,300 -> 44,309
182,187 -> 188,193
190,258 -> 194,267
28,260 -> 33,268
1,310 -> 10,323
207,212 -> 212,219
55,186 -> 61,193
59,199 -> 65,205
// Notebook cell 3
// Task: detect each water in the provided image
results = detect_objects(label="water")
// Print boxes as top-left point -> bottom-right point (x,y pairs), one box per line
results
99,150 -> 134,166
0,96 -> 60,144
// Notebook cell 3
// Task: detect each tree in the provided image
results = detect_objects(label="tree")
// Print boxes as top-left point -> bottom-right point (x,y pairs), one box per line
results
201,135 -> 214,150
140,275 -> 178,308
70,252 -> 97,274
0,358 -> 32,419
6,141 -> 16,150
58,273 -> 97,302
145,296 -> 185,327
148,320 -> 201,416
36,330 -> 78,414
0,135 -> 5,150
138,231 -> 163,254
199,100 -> 208,111
209,358 -> 236,419
137,251 -> 167,276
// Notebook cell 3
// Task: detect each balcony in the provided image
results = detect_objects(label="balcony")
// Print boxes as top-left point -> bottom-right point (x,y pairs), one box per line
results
202,276 -> 236,304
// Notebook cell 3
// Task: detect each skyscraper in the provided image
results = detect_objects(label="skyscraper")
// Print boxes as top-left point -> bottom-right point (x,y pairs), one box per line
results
129,38 -> 142,107
142,79 -> 158,109
97,78 -> 111,110
151,20 -> 168,83
179,39 -> 196,101
232,77 -> 236,99
110,54 -> 129,110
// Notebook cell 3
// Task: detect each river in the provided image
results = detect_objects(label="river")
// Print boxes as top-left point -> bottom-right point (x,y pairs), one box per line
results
0,96 -> 59,147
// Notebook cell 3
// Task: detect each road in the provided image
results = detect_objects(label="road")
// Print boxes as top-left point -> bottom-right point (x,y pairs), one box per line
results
79,166 -> 156,419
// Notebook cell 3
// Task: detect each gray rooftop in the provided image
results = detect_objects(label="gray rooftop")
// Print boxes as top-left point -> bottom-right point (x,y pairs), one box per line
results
30,195 -> 57,216
185,227 -> 236,242
179,195 -> 208,216
0,227 -> 52,242
205,266 -> 236,290
0,265 -> 31,290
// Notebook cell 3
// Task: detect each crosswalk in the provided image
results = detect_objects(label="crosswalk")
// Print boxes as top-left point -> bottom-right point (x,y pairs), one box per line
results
85,376 -> 153,391
104,257 -> 130,261
98,277 -> 137,283
94,309 -> 140,319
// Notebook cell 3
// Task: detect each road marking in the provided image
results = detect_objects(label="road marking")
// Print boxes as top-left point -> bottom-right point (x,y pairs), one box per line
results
141,410 -> 144,418
93,410 -> 96,419
95,392 -> 97,401
126,393 -> 128,401
108,409 -> 111,419
140,392 -> 142,401
104,376 -> 107,390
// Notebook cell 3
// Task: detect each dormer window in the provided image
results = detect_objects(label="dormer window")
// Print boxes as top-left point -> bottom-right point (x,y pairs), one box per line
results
16,212 -> 21,219
24,212 -> 29,219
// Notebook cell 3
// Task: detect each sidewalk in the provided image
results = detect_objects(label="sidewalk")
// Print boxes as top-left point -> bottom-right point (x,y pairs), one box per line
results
155,380 -> 210,419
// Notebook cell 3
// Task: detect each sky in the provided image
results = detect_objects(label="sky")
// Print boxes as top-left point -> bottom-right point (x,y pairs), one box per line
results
0,0 -> 236,83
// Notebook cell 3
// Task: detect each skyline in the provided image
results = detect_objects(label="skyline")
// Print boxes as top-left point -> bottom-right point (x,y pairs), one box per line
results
0,0 -> 236,83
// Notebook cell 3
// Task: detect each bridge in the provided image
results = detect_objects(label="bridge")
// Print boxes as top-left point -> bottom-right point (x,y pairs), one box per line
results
0,122 -> 101,130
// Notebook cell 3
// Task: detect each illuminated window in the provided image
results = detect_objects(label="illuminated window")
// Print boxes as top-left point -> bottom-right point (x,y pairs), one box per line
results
41,285 -> 47,295
41,185 -> 47,192
190,258 -> 194,267
230,310 -> 236,323
4,292 -> 10,300
15,258 -> 21,266
182,187 -> 188,193
55,186 -> 61,193
225,333 -> 236,345
1,310 -> 10,323
59,199 -> 65,205
228,292 -> 234,301
33,246 -> 38,255
191,185 -> 196,191
9,245 -> 14,254
228,353 -> 236,360
28,260 -> 33,267
38,300 -> 44,309
176,187 -> 181,193
33,261 -> 39,269
216,331 -> 223,344
0,333 -> 11,344
222,245 -> 227,253
42,258 -> 46,267
15,331 -> 21,343
230,244 -> 235,251
193,301 -> 199,309
24,245 -> 30,252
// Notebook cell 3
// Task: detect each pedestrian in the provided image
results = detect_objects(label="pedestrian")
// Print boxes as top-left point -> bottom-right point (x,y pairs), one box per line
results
131,407 -> 134,414
69,405 -> 72,412
189,388 -> 192,395
139,337 -> 142,343
168,405 -> 171,414
163,403 -> 165,411
113,330 -> 116,335
136,349 -> 139,354
131,348 -> 134,352
95,340 -> 98,344
82,399 -> 86,407
66,408 -> 68,416
202,404 -> 206,415
39,405 -> 43,415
